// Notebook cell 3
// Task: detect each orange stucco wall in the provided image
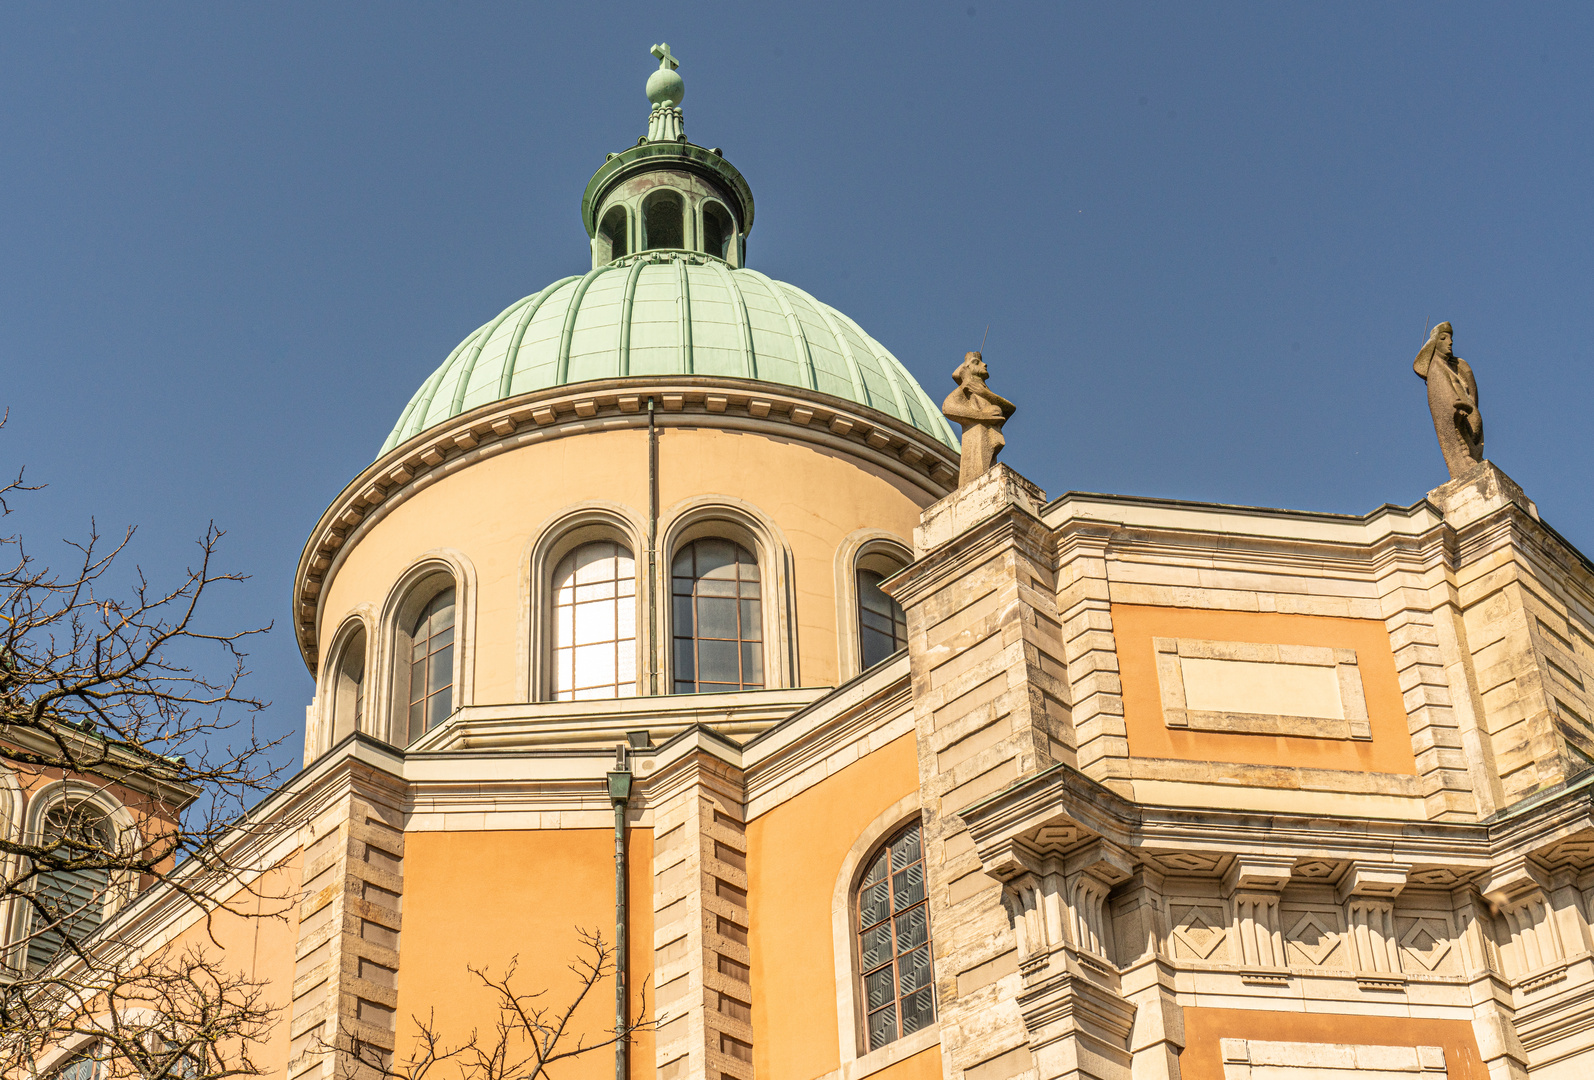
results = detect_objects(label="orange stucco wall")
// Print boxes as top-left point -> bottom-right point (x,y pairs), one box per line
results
316,425 -> 929,739
160,850 -> 304,1079
397,828 -> 654,1080
1113,605 -> 1417,774
746,731 -> 928,1080
1180,1008 -> 1486,1080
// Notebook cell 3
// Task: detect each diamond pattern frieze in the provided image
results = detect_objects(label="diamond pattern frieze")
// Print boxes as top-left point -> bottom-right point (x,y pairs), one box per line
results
1171,903 -> 1228,961
1284,911 -> 1343,967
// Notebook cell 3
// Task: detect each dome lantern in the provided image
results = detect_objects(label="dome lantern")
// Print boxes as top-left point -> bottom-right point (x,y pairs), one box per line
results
582,45 -> 754,268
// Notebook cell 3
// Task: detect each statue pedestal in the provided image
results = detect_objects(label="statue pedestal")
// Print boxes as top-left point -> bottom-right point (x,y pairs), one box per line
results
914,463 -> 1046,555
1426,461 -> 1538,531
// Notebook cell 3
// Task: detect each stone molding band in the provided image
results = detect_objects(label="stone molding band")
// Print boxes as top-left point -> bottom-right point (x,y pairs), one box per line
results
293,377 -> 960,670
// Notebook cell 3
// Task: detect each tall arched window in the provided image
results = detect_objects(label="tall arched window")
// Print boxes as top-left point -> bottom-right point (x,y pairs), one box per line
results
27,803 -> 114,972
643,190 -> 685,250
599,205 -> 629,261
552,541 -> 637,700
407,587 -> 456,743
856,820 -> 934,1051
672,539 -> 763,694
327,626 -> 366,749
856,568 -> 908,670
702,200 -> 734,260
48,1053 -> 102,1080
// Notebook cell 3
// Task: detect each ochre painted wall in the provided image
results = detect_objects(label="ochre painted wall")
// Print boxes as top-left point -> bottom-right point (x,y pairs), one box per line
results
1180,1008 -> 1486,1080
746,731 -> 922,1080
397,828 -> 655,1080
1113,605 -> 1417,774
162,850 -> 304,1079
316,425 -> 928,744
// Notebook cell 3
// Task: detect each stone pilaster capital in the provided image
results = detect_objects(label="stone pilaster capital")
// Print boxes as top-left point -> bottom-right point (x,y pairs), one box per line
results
1065,837 -> 1134,888
1482,855 -> 1551,909
1221,854 -> 1293,898
983,838 -> 1046,885
1334,861 -> 1411,904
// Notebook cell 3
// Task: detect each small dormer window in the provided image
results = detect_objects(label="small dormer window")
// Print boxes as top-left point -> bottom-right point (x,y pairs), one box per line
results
643,190 -> 685,250
702,200 -> 734,260
599,206 -> 629,261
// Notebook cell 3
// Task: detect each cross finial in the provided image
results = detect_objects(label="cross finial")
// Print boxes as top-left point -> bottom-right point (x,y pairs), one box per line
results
651,42 -> 678,71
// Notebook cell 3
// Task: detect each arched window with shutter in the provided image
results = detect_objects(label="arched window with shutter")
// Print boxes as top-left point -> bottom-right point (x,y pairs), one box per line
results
854,819 -> 934,1050
27,802 -> 115,972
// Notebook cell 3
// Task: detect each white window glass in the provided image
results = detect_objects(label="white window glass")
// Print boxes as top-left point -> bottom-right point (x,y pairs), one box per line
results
552,542 -> 637,701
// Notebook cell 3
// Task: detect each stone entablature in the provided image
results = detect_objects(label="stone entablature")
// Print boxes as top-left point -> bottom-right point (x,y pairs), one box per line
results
293,376 -> 959,670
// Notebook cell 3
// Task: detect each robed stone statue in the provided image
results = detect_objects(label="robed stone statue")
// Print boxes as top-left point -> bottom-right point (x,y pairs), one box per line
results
942,351 -> 1016,488
1413,321 -> 1484,480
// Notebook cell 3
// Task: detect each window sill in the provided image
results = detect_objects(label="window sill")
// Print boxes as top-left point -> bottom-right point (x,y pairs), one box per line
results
832,1024 -> 942,1080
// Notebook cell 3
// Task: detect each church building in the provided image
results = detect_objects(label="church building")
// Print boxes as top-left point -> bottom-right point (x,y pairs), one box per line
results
22,45 -> 1594,1080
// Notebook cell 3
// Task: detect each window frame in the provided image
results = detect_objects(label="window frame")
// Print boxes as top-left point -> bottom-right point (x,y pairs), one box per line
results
669,537 -> 766,695
834,532 -> 913,682
315,615 -> 371,761
549,539 -> 641,702
381,553 -> 475,748
10,782 -> 136,975
641,188 -> 688,251
658,501 -> 794,694
830,796 -> 939,1070
524,507 -> 648,702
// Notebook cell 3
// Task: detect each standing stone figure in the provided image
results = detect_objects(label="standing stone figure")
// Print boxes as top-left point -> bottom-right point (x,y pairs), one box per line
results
942,351 -> 1016,488
1413,321 -> 1484,479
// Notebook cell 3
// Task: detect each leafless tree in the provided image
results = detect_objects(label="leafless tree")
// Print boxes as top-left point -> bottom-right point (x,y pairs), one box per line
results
0,422 -> 290,1070
337,929 -> 656,1080
0,946 -> 274,1080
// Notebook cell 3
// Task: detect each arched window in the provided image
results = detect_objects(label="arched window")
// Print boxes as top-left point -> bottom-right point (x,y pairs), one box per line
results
27,803 -> 114,972
672,539 -> 763,694
856,567 -> 908,670
599,205 -> 629,261
328,626 -> 366,748
643,190 -> 685,250
48,1052 -> 102,1080
702,200 -> 734,260
406,587 -> 456,743
855,820 -> 934,1051
552,541 -> 637,700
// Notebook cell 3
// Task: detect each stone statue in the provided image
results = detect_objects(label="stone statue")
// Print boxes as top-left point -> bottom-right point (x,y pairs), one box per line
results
941,351 -> 1016,488
1413,321 -> 1484,480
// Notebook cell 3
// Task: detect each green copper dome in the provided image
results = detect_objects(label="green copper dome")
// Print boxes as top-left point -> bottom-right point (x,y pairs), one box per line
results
382,253 -> 956,454
381,45 -> 957,456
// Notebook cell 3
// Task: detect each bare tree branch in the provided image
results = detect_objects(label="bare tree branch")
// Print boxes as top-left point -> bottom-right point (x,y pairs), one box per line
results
331,930 -> 656,1080
0,417 -> 290,1067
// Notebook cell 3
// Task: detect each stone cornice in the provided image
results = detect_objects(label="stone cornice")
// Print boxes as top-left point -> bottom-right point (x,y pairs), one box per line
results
293,377 -> 959,671
962,756 -> 1594,885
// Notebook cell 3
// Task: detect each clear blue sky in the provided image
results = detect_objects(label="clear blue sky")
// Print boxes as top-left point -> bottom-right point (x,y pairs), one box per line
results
3,3 -> 1591,771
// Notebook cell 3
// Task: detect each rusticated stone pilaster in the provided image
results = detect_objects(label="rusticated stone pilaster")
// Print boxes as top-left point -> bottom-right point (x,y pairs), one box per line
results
286,759 -> 407,1080
887,465 -> 1079,1080
649,749 -> 753,1080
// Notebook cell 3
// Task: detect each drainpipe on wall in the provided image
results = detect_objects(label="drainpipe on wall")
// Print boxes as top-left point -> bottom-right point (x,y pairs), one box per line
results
607,745 -> 634,1080
647,397 -> 659,695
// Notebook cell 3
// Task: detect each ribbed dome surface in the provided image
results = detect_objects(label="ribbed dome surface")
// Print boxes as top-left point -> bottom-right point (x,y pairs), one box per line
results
382,253 -> 957,454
